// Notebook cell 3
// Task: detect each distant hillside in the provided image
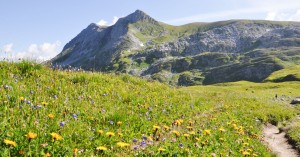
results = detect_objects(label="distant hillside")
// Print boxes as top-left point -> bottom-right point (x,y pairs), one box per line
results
265,65 -> 300,82
50,10 -> 300,85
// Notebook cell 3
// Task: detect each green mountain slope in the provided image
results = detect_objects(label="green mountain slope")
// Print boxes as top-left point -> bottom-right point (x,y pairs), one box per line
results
265,65 -> 300,82
50,10 -> 300,86
1,61 -> 300,156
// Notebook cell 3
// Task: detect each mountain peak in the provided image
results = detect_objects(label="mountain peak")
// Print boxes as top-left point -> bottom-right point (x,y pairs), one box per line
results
119,9 -> 158,24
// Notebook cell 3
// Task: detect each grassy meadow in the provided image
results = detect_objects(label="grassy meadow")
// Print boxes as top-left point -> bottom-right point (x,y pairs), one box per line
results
1,61 -> 299,156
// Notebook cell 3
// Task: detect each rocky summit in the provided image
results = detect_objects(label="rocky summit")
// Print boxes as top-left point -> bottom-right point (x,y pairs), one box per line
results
50,10 -> 300,85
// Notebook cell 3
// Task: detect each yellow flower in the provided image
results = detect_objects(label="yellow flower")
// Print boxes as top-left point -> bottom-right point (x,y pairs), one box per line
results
19,149 -> 25,155
219,138 -> 224,141
117,121 -> 122,125
50,133 -> 62,141
185,148 -> 190,153
163,125 -> 170,130
172,130 -> 181,137
3,139 -> 16,147
195,137 -> 200,141
98,130 -> 104,135
174,119 -> 183,126
219,128 -> 225,132
204,129 -> 211,135
189,131 -> 196,135
19,97 -> 24,101
73,148 -> 79,154
183,134 -> 190,138
42,101 -> 48,106
148,136 -> 153,141
45,152 -> 51,157
253,153 -> 258,156
116,142 -> 130,147
96,146 -> 108,151
153,125 -> 161,131
118,132 -> 123,137
242,151 -> 250,155
48,113 -> 54,119
247,148 -> 253,152
26,131 -> 37,139
158,147 -> 166,152
106,132 -> 115,137
243,142 -> 249,146
186,126 -> 193,130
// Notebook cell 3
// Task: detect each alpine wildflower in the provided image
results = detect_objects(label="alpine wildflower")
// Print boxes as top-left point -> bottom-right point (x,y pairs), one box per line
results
50,133 -> 62,141
26,131 -> 37,139
19,96 -> 25,102
116,141 -> 130,147
106,132 -> 115,137
48,113 -> 54,119
204,129 -> 211,135
98,130 -> 104,135
158,147 -> 166,153
172,130 -> 181,137
3,139 -> 16,147
96,146 -> 108,151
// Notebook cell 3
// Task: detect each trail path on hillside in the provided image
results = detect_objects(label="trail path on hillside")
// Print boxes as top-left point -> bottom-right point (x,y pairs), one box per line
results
263,124 -> 299,157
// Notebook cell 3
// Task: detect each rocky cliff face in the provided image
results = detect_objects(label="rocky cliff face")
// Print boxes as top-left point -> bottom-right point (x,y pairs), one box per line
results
50,10 -> 300,85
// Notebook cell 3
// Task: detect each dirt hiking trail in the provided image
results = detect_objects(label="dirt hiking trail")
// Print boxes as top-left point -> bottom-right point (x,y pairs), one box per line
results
263,124 -> 299,157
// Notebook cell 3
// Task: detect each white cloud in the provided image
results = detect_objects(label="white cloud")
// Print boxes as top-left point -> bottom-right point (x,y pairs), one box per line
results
96,16 -> 119,26
2,43 -> 13,53
265,11 -> 277,21
265,10 -> 300,21
97,19 -> 108,26
288,9 -> 300,21
112,16 -> 119,25
166,0 -> 300,24
0,41 -> 61,62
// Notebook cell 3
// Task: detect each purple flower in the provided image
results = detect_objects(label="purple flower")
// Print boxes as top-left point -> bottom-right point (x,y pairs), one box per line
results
89,136 -> 93,141
142,136 -> 147,140
36,105 -> 42,109
133,138 -> 137,143
19,105 -> 23,109
179,143 -> 183,148
109,121 -> 114,125
72,113 -> 77,119
53,95 -> 57,99
30,90 -> 34,94
3,84 -> 8,89
60,122 -> 65,127
133,146 -> 137,151
27,100 -> 31,104
140,141 -> 146,146
147,117 -> 151,121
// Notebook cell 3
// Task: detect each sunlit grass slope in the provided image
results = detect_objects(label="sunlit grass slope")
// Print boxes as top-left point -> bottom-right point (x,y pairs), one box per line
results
265,65 -> 300,82
0,61 -> 299,156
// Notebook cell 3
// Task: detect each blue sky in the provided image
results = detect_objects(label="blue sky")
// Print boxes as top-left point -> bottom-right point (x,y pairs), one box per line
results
1,0 -> 300,61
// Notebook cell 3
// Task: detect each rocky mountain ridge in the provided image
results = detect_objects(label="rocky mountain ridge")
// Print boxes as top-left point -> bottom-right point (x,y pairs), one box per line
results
50,10 -> 300,85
